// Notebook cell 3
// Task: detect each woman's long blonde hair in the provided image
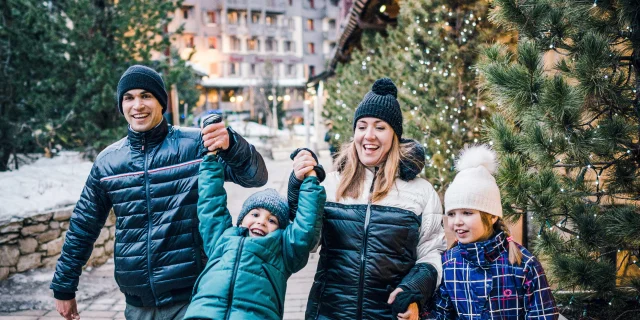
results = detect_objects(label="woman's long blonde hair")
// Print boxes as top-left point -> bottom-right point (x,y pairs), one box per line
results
448,212 -> 523,265
334,134 -> 418,203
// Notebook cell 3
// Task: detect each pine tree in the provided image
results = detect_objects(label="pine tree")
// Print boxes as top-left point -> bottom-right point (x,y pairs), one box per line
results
0,0 -> 75,169
59,0 -> 198,157
322,0 -> 500,190
479,0 -> 640,314
0,0 -> 200,170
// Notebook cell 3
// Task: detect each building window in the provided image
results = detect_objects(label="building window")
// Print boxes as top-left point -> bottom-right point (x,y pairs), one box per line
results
289,0 -> 293,5
287,18 -> 295,30
286,64 -> 296,76
208,37 -> 218,49
307,42 -> 315,54
230,36 -> 241,51
308,65 -> 315,77
227,10 -> 239,24
306,19 -> 314,31
251,11 -> 260,24
247,37 -> 260,51
206,11 -> 217,24
329,42 -> 336,50
266,37 -> 277,52
266,14 -> 278,26
185,35 -> 195,48
284,40 -> 293,52
328,19 -> 336,30
250,64 -> 257,76
210,63 -> 219,76
182,6 -> 191,19
309,0 -> 315,9
229,62 -> 241,76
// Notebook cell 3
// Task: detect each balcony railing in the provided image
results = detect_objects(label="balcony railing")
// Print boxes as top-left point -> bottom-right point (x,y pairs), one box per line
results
226,0 -> 248,8
323,31 -> 337,40
264,25 -> 278,37
248,24 -> 263,36
265,0 -> 287,12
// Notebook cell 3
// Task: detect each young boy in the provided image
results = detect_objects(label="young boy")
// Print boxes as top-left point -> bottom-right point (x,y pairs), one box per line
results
184,149 -> 326,320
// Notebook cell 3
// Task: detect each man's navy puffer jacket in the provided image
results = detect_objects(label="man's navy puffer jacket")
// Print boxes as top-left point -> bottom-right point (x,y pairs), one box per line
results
50,119 -> 267,307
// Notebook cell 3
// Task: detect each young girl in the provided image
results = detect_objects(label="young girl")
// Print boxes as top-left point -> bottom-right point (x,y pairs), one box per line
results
183,149 -> 326,320
433,144 -> 558,320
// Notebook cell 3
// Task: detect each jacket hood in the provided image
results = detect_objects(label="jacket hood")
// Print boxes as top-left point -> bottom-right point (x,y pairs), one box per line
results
337,138 -> 426,181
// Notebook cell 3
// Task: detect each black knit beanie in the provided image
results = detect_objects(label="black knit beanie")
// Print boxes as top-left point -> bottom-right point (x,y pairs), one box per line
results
116,65 -> 168,114
237,189 -> 289,229
353,77 -> 403,138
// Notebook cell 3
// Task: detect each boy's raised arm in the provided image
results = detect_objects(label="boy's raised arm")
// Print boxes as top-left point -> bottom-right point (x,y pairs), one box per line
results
282,175 -> 325,274
198,154 -> 232,257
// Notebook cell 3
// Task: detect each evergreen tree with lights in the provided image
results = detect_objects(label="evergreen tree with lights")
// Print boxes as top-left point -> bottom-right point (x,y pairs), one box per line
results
479,0 -> 640,317
323,0 -> 500,190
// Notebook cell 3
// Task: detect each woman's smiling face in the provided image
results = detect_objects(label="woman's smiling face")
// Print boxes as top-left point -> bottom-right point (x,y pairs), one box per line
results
354,117 -> 394,167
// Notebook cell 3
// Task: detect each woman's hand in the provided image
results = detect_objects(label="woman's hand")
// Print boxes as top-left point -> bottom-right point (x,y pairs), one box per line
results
388,288 -> 419,320
293,150 -> 317,180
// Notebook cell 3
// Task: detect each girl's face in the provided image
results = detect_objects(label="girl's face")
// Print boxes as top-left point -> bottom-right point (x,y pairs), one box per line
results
241,208 -> 279,237
354,117 -> 394,167
446,209 -> 497,244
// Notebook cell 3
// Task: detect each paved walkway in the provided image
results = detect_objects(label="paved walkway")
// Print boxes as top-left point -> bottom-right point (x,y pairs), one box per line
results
0,151 -> 331,320
0,254 -> 318,320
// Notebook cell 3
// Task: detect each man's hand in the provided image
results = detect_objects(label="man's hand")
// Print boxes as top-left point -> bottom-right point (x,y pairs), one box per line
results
55,298 -> 80,320
293,150 -> 317,180
388,288 -> 419,320
202,121 -> 230,152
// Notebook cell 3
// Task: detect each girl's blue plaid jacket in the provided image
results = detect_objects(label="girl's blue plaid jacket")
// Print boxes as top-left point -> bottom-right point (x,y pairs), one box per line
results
432,232 -> 558,319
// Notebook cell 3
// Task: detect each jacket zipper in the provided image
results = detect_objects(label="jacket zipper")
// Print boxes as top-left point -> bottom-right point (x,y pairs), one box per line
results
142,137 -> 158,305
225,237 -> 245,320
356,167 -> 378,320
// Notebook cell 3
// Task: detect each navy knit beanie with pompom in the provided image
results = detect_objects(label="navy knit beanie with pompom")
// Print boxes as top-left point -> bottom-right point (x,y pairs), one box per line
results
353,77 -> 403,138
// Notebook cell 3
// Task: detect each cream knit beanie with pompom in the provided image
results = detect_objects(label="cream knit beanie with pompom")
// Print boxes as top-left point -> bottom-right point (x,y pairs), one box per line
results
444,144 -> 502,217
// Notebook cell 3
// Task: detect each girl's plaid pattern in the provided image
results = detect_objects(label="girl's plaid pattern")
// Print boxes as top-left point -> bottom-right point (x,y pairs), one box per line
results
432,232 -> 558,319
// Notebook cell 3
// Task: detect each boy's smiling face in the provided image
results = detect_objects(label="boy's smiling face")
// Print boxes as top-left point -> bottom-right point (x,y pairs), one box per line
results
240,208 -> 280,237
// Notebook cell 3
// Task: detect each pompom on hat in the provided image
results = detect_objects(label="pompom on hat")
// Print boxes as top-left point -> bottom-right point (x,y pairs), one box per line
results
353,77 -> 403,138
444,144 -> 502,217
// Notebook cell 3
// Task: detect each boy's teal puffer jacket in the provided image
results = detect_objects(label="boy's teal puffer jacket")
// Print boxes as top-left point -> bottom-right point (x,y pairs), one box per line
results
184,154 -> 325,320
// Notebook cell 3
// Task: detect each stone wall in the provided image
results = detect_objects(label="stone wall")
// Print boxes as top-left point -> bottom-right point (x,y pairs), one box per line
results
0,206 -> 115,281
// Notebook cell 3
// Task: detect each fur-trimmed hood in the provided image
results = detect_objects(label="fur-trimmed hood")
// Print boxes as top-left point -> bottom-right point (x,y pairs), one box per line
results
336,138 -> 426,181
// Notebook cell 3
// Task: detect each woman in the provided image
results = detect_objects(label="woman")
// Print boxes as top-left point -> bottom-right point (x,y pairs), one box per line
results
289,78 -> 446,320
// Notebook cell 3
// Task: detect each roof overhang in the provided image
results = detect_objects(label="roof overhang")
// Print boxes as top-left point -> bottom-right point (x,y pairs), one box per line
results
307,0 -> 400,86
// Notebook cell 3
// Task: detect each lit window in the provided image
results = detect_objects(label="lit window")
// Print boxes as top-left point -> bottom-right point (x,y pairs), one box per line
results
208,37 -> 217,49
206,11 -> 216,24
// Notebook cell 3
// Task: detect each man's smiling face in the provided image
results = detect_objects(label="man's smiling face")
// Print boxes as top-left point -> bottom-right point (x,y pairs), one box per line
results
122,89 -> 164,132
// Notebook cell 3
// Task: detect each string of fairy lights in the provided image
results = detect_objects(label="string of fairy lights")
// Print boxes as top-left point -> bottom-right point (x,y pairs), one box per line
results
325,1 -> 640,299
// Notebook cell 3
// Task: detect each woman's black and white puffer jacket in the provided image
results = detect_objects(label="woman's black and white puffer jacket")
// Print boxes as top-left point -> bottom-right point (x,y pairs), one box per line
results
291,139 -> 447,320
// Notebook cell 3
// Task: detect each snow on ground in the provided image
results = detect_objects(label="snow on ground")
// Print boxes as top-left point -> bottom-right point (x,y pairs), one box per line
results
0,152 -> 92,224
228,121 -> 317,141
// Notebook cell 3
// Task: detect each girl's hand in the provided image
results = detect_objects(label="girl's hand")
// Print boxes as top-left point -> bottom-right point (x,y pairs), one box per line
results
293,150 -> 317,180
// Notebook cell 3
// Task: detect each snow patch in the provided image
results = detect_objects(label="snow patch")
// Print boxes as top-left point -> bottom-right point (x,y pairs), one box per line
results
0,151 -> 92,223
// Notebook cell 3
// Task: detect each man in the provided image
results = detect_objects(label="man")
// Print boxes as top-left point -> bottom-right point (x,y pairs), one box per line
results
51,65 -> 268,320
324,120 -> 339,159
